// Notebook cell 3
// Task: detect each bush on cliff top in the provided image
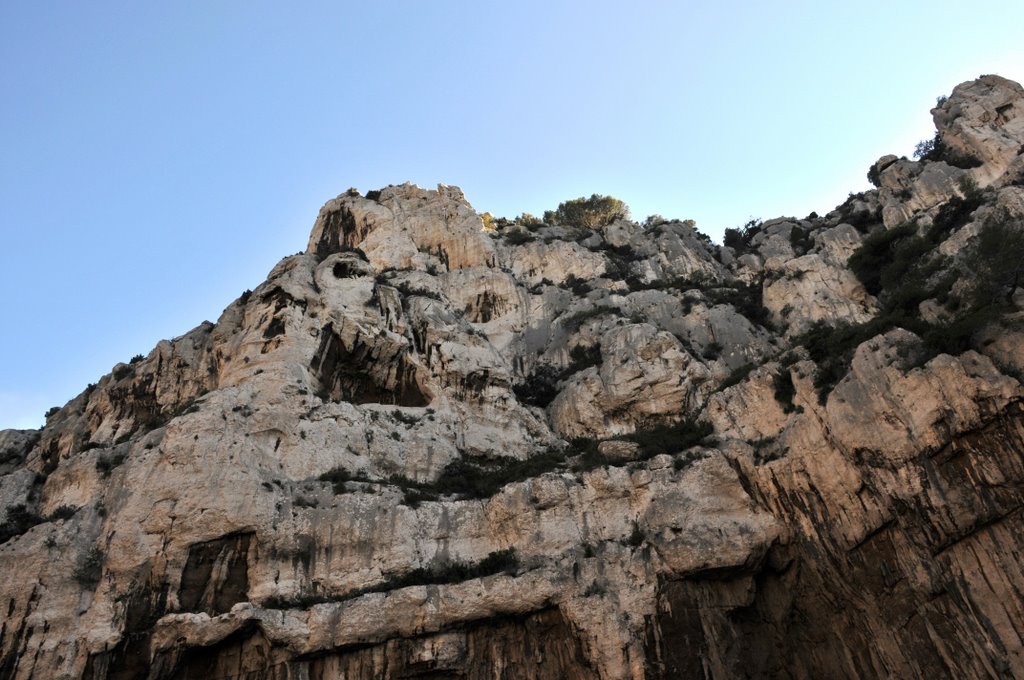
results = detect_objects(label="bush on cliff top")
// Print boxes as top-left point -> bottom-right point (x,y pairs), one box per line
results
544,194 -> 629,229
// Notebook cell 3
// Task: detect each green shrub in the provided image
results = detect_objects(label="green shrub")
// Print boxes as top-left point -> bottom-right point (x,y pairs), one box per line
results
602,243 -> 640,260
565,438 -> 604,471
47,505 -> 78,521
919,314 -> 983,358
393,421 -> 702,502
619,417 -> 711,457
544,194 -> 629,229
927,192 -> 983,243
720,362 -> 756,390
866,165 -> 883,188
751,436 -> 783,464
795,320 -> 876,401
702,342 -> 723,360
789,225 -> 813,253
837,194 -> 880,232
914,132 -> 983,169
503,229 -> 536,246
848,222 -> 919,296
561,274 -> 592,296
564,343 -> 602,376
112,364 -> 134,381
966,213 -> 1024,308
914,136 -> 938,160
773,370 -> 798,413
96,451 -> 128,478
0,505 -> 43,545
513,365 -> 561,408
261,593 -> 330,609
673,449 -> 707,471
74,546 -> 104,589
799,302 -> 1004,403
391,448 -> 574,505
626,523 -> 644,547
516,213 -> 543,228
723,218 -> 762,255
462,548 -> 519,579
704,282 -> 769,327
528,278 -> 555,294
401,487 -> 435,508
599,244 -> 640,280
318,466 -> 371,494
392,410 -> 420,426
723,228 -> 746,251
830,210 -> 1022,397
429,450 -> 570,499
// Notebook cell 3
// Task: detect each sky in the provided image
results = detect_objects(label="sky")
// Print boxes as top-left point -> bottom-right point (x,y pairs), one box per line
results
2,1 -> 1023,429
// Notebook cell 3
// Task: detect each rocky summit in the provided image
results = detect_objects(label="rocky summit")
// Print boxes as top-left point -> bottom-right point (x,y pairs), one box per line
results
2,74 -> 1024,680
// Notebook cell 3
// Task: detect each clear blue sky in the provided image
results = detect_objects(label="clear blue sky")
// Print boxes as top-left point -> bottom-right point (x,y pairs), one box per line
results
2,1 -> 1022,429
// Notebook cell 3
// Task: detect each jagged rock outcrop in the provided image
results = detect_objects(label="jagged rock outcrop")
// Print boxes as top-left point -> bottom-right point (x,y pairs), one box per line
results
2,75 -> 1024,679
550,324 -> 711,439
934,74 -> 1024,186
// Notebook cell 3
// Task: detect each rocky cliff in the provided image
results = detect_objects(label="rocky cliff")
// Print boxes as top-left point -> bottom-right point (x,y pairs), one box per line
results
2,74 -> 1024,679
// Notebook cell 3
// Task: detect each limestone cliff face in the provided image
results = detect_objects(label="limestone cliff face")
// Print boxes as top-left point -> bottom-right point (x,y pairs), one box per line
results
2,75 -> 1024,679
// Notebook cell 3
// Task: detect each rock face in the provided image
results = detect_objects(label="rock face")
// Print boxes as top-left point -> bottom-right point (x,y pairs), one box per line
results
934,74 -> 1024,186
2,75 -> 1024,679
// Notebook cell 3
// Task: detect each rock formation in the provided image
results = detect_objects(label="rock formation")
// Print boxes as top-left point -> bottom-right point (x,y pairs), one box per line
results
2,74 -> 1024,679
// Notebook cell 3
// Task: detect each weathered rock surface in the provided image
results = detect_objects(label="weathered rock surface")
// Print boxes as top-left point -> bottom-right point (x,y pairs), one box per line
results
3,75 -> 1024,679
935,74 -> 1024,187
762,242 -> 877,336
550,324 -> 711,439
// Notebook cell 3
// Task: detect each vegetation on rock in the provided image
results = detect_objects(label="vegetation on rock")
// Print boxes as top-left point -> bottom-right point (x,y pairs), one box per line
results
543,194 -> 629,229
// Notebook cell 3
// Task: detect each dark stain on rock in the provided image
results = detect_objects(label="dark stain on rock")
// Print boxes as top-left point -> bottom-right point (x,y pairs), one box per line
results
83,569 -> 170,680
311,323 -> 430,407
464,290 -> 505,323
262,317 -> 286,340
178,532 -> 253,616
313,206 -> 368,259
